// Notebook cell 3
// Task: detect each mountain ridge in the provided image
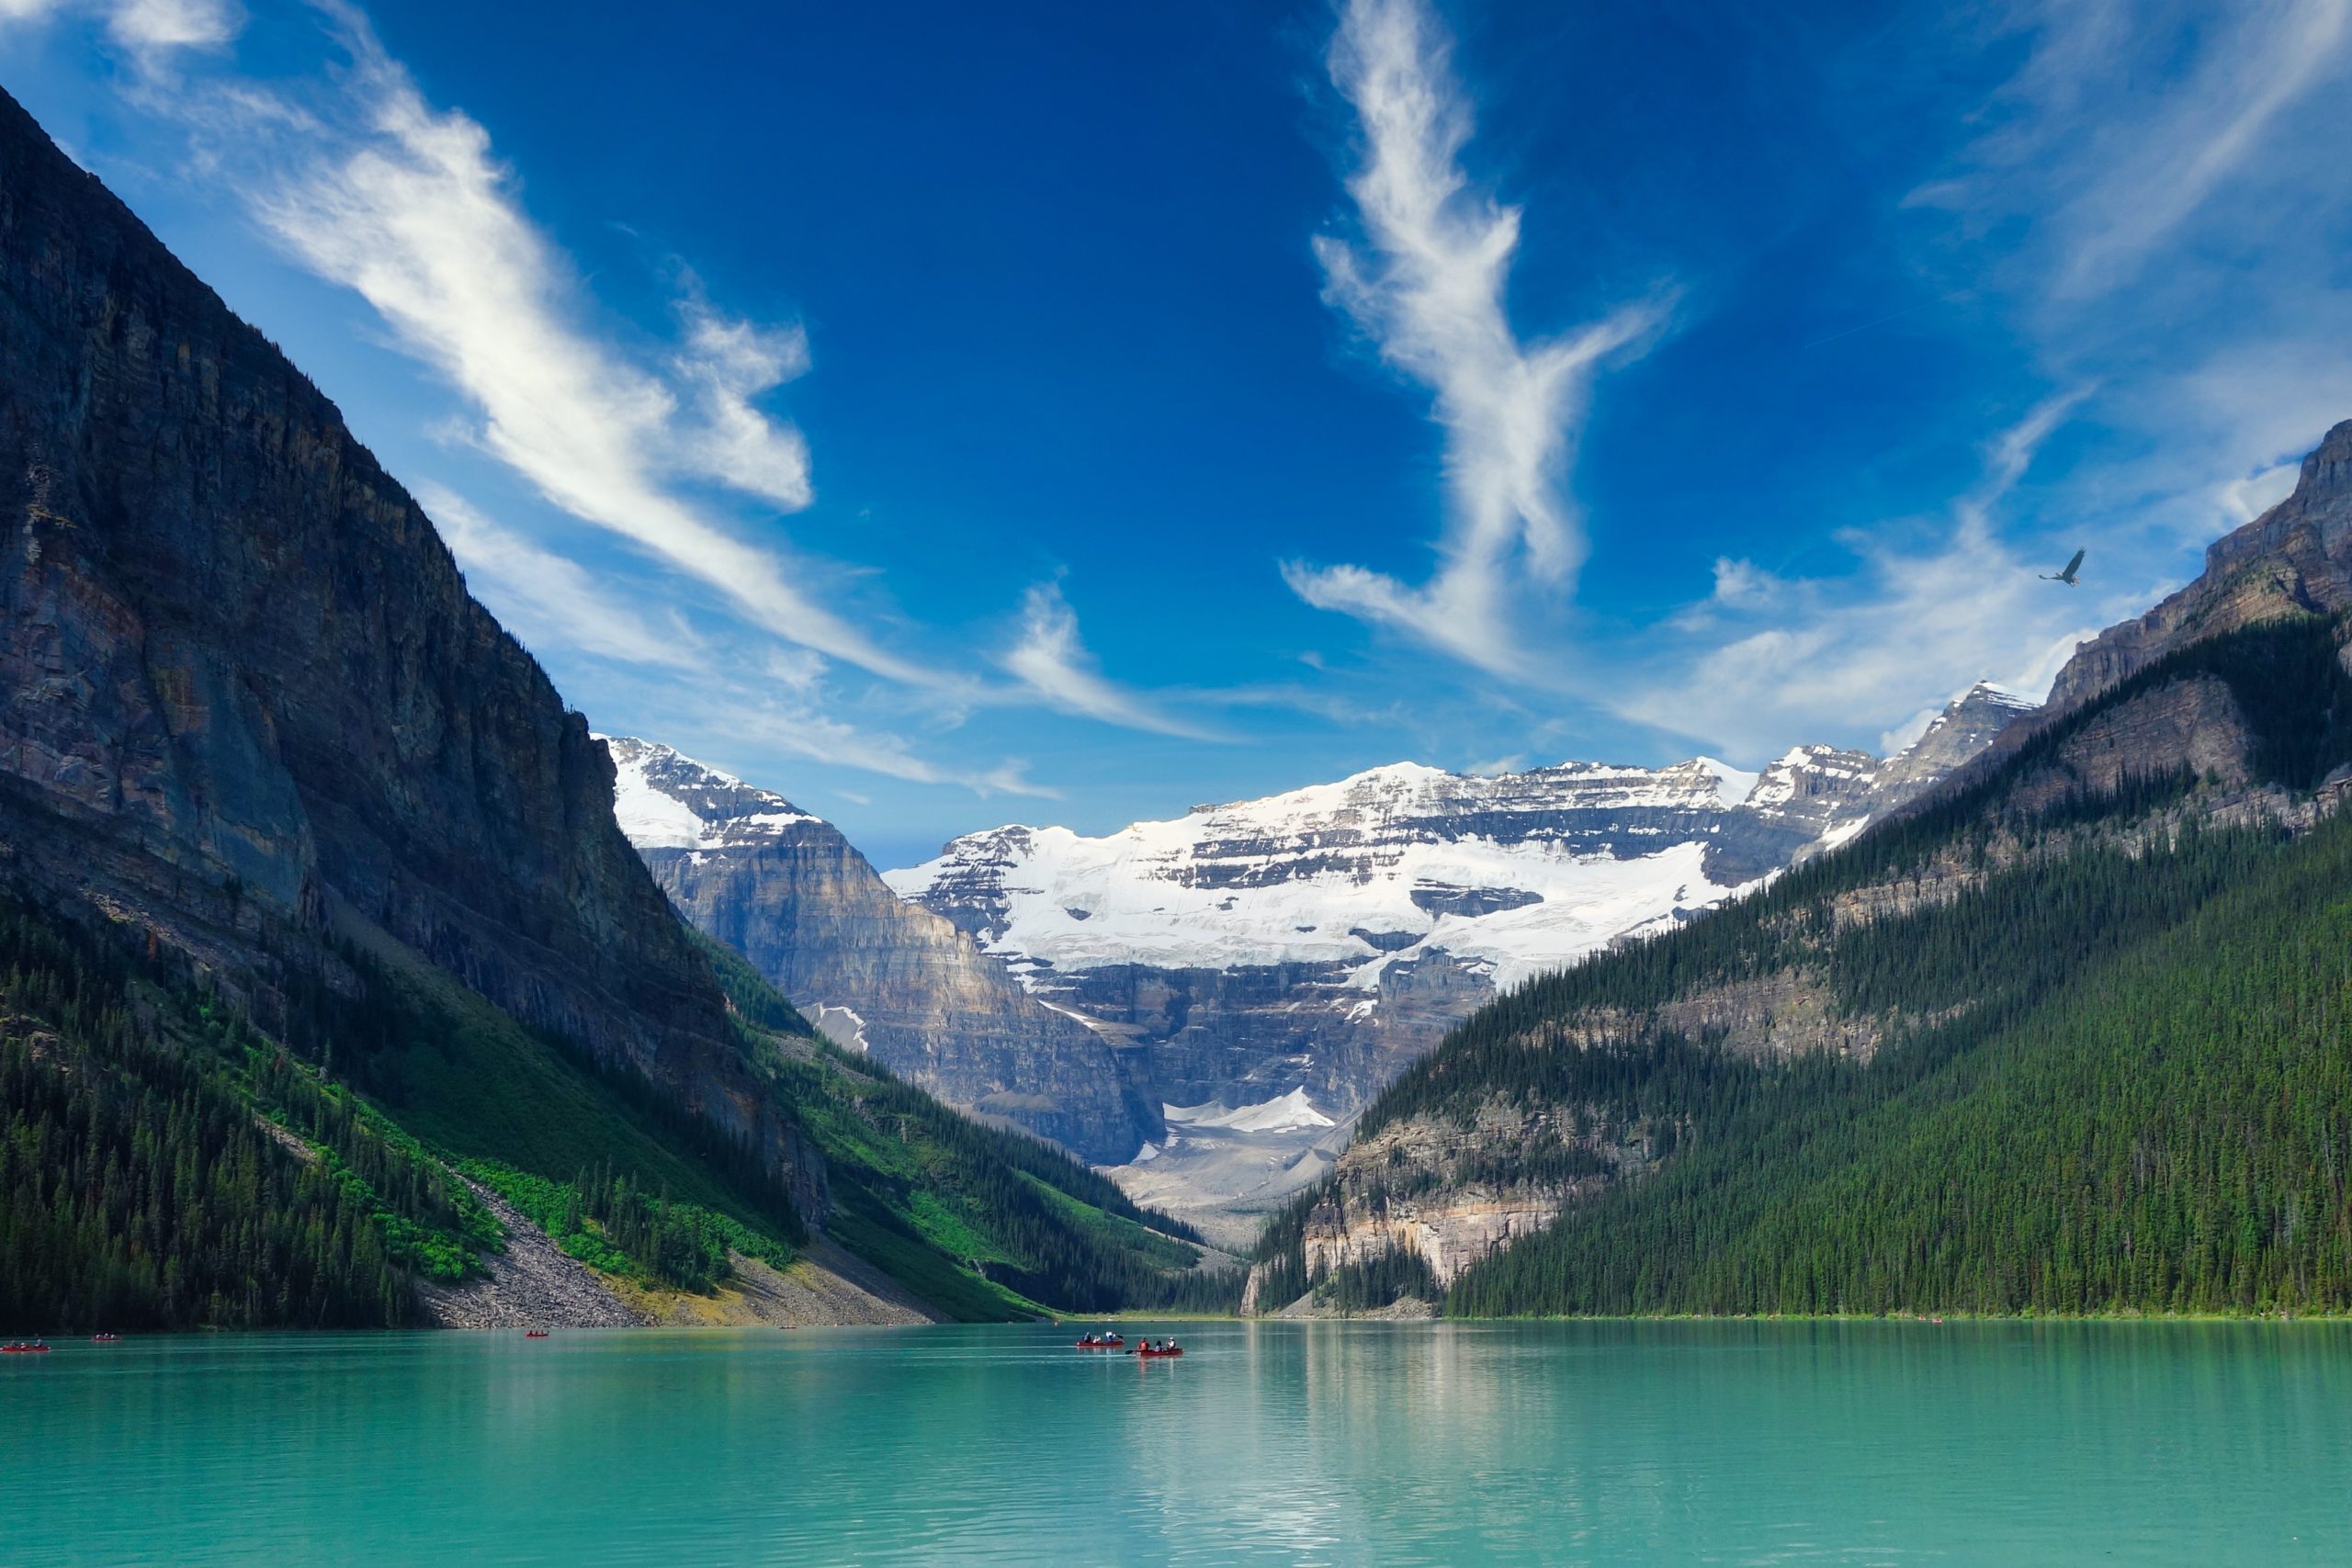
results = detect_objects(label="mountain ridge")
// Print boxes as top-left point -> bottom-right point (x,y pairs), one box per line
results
0,84 -> 1205,1330
603,736 -> 1158,1166
1239,427 -> 2352,1316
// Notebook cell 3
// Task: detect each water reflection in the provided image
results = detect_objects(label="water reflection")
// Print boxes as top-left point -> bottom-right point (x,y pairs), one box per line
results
4,1321 -> 2350,1565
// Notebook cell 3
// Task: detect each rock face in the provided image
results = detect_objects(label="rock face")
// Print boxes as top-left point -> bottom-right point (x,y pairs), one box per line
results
0,88 -> 805,1186
2046,421 -> 2352,711
1244,422 -> 2352,1311
887,697 -> 2027,1222
604,739 -> 1157,1165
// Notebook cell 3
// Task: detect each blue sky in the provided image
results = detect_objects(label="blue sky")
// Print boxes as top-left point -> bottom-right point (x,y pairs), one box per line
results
6,0 -> 2350,868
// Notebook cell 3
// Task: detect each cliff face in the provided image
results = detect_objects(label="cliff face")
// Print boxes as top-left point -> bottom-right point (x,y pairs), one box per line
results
0,88 -> 795,1169
605,739 -> 1156,1165
2050,420 -> 2352,709
1247,424 -> 2352,1312
887,698 -> 2025,1224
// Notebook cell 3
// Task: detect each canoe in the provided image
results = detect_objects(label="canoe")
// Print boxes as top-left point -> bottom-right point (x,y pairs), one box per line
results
1135,1348 -> 1185,1359
1074,1340 -> 1125,1349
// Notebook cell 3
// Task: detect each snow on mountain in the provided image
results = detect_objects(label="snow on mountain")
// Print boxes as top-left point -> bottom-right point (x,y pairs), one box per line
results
1164,1089 -> 1339,1134
597,735 -> 1155,1165
886,756 -> 1776,994
602,737 -> 817,852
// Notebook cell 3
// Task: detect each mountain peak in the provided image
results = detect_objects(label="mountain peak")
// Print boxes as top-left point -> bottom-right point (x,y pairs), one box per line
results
2296,417 -> 2352,505
597,735 -> 816,852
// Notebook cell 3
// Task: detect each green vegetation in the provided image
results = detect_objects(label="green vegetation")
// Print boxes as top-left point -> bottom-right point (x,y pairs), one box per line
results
716,976 -> 1226,1316
0,869 -> 1237,1330
279,938 -> 808,1252
690,921 -> 1238,1315
457,1158 -> 795,1292
0,898 -> 489,1330
1259,613 -> 2352,1320
1453,813 -> 2352,1315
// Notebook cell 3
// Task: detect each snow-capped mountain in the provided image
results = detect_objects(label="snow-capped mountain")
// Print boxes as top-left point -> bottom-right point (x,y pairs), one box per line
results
602,738 -> 1156,1165
883,684 -> 2030,1230
890,756 -> 1776,997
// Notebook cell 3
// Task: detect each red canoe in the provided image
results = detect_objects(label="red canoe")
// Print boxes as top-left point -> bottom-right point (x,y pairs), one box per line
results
1074,1339 -> 1125,1350
1135,1348 -> 1185,1359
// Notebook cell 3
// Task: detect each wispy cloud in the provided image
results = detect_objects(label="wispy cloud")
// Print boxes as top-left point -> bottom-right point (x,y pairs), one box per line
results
1618,392 -> 2109,758
233,12 -> 954,689
0,0 -> 1135,797
1282,0 -> 1664,676
1947,0 -> 2352,296
1003,582 -> 1221,739
419,484 -> 707,671
691,700 -> 1060,800
110,0 -> 236,50
0,0 -> 239,51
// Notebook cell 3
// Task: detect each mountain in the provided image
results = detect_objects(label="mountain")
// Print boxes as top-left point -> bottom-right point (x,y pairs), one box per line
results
0,85 -> 1204,1332
603,738 -> 1156,1165
886,694 -> 2027,1234
1245,422 -> 2352,1318
2047,420 -> 2352,710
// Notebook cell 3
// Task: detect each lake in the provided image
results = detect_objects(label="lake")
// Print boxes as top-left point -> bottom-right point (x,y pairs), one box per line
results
5,1320 -> 2349,1564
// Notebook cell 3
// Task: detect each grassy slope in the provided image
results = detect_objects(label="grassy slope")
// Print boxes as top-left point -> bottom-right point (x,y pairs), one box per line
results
696,931 -> 1226,1318
1,870 -> 1225,1327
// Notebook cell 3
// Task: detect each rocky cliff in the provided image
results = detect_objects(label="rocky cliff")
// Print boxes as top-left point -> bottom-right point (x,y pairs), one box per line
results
887,691 -> 2026,1228
1247,423 -> 2352,1310
604,739 -> 1156,1165
0,86 -> 804,1182
2049,423 -> 2352,708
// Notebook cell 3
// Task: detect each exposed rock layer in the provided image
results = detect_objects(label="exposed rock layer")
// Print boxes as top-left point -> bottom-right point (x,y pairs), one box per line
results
0,88 -> 804,1194
605,739 -> 1155,1164
888,694 -> 2025,1221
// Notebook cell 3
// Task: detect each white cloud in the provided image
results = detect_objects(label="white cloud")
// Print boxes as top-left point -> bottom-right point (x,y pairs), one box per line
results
2219,460 -> 2301,525
671,297 -> 814,511
707,701 -> 1058,799
418,484 -> 706,671
237,9 -> 949,689
0,0 -> 240,49
1917,1 -> 2352,298
1617,394 -> 2109,759
1003,581 -> 1219,739
2050,0 -> 2349,294
109,0 -> 236,50
1282,0 -> 1664,676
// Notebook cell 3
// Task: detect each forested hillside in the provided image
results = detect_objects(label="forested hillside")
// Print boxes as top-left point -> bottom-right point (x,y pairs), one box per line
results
0,881 -> 1223,1331
1250,609 -> 2352,1318
0,83 -> 1216,1335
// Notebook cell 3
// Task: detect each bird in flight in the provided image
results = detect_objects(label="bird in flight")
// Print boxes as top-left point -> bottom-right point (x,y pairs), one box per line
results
2041,548 -> 2085,586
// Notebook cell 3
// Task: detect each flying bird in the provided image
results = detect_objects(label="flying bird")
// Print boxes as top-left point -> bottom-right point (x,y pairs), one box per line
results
2041,548 -> 2085,586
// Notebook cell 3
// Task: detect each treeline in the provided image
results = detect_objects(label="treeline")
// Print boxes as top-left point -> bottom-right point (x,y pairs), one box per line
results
1363,613 -> 2352,1146
278,936 -> 808,1250
761,1042 -> 1212,1315
698,928 -> 1229,1315
0,898 -> 488,1332
1255,612 -> 2352,1319
461,1157 -> 794,1294
1453,808 -> 2352,1315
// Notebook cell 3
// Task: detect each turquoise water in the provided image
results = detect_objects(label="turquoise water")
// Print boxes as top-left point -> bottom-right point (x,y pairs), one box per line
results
5,1320 -> 2350,1564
